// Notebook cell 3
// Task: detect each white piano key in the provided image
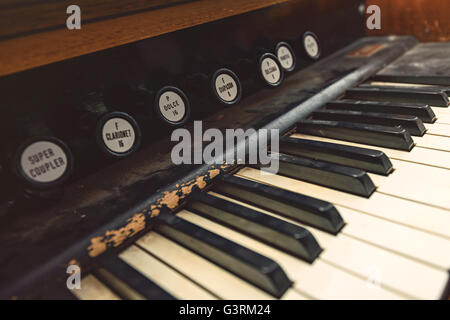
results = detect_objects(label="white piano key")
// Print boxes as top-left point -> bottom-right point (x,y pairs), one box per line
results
339,205 -> 450,269
281,289 -> 311,300
425,123 -> 450,137
432,106 -> 450,117
315,230 -> 449,300
414,133 -> 450,152
120,245 -> 216,300
366,172 -> 387,187
291,133 -> 450,169
236,168 -> 450,270
209,191 -> 449,300
375,159 -> 450,210
237,167 -> 450,239
364,159 -> 450,211
433,108 -> 450,124
219,168 -> 450,240
177,209 -> 404,300
436,116 -> 450,125
135,231 -> 287,300
74,274 -> 120,300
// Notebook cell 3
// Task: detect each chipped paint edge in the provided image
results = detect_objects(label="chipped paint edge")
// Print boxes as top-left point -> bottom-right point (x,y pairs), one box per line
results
85,166 -> 224,258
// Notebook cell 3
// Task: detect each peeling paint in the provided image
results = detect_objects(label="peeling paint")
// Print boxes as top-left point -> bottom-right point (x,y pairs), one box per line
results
150,209 -> 160,217
67,259 -> 80,267
209,169 -> 220,179
88,212 -> 145,257
196,176 -> 207,189
87,236 -> 107,258
158,189 -> 181,209
86,167 -> 227,258
155,169 -> 215,209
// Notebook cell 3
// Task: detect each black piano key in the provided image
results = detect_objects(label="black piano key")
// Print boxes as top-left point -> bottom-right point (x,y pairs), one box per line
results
345,87 -> 449,107
311,109 -> 426,136
95,254 -> 175,300
215,174 -> 344,234
154,211 -> 291,298
371,74 -> 450,87
359,83 -> 450,96
326,100 -> 437,123
279,136 -> 393,175
268,153 -> 375,197
296,119 -> 414,151
188,191 -> 322,262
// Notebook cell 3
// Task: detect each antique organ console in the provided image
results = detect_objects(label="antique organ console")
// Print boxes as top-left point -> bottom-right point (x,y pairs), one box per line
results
0,0 -> 449,300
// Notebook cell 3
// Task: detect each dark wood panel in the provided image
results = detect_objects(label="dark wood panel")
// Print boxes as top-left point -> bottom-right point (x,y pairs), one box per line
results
0,0 -> 42,8
0,0 -> 291,77
366,0 -> 450,42
0,0 -> 191,39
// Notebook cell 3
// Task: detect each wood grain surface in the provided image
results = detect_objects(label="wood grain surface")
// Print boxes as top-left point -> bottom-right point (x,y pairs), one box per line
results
0,0 -> 189,39
0,0 -> 290,77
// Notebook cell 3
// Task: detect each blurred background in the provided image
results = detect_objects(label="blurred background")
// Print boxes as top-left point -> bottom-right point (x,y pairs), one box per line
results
366,0 -> 450,41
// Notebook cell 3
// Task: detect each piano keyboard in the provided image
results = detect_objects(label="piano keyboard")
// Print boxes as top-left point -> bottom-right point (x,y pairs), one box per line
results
74,80 -> 450,300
